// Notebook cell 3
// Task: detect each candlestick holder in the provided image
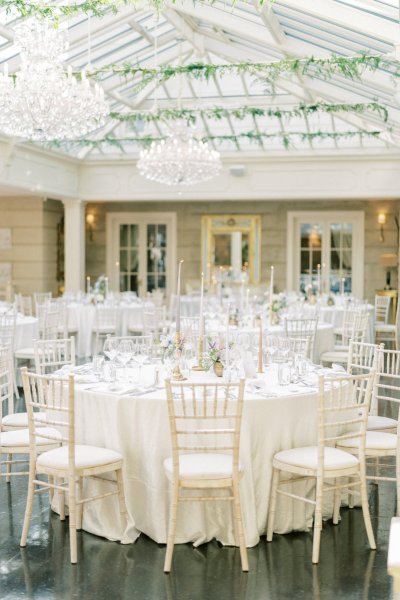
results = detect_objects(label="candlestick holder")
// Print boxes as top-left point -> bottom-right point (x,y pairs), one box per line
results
192,335 -> 206,371
172,332 -> 187,381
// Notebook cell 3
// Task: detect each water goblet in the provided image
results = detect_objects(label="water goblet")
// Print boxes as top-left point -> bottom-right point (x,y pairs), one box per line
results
92,354 -> 105,380
103,336 -> 118,362
117,339 -> 134,381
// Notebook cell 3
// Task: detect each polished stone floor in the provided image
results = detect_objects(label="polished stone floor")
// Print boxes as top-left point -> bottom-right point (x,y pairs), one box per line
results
1,468 -> 396,599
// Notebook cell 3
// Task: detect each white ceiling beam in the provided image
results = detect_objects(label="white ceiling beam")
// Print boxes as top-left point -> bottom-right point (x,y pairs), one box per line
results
276,0 -> 399,45
169,1 -> 281,50
162,8 -> 205,55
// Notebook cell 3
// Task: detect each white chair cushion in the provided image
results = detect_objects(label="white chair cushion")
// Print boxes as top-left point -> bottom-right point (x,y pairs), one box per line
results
273,446 -> 359,471
375,324 -> 396,333
14,347 -> 35,359
367,415 -> 397,431
0,427 -> 61,448
320,351 -> 348,364
37,444 -> 122,470
93,326 -> 116,334
2,412 -> 47,428
338,431 -> 397,451
163,452 -> 243,480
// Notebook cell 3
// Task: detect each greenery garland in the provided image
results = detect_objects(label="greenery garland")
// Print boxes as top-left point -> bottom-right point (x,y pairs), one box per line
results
110,101 -> 389,125
49,129 -> 384,151
84,55 -> 396,93
1,0 -> 129,18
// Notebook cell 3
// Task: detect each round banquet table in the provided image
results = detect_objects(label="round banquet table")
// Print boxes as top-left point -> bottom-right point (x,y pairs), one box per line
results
73,370 -> 325,548
67,302 -> 144,357
14,315 -> 39,350
318,304 -> 374,343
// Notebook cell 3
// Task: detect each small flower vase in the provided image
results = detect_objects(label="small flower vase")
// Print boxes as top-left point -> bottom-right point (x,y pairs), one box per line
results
213,360 -> 224,377
270,311 -> 279,326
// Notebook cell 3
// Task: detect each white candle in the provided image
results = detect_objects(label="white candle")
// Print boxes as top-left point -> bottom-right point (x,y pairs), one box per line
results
105,276 -> 109,297
317,264 -> 321,295
322,262 -> 326,293
225,303 -> 230,370
219,267 -> 223,304
246,288 -> 250,311
115,261 -> 119,292
199,272 -> 204,338
340,277 -> 345,295
86,276 -> 91,294
240,276 -> 245,311
270,265 -> 274,304
176,260 -> 184,334
258,316 -> 263,373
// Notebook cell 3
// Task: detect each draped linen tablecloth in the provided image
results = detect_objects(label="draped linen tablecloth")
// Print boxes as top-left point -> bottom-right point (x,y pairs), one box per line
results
74,375 -> 322,548
14,315 -> 39,350
67,302 -> 144,357
318,304 -> 375,342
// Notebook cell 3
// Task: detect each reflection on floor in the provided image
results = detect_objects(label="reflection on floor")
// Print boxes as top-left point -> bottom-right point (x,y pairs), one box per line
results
1,470 -> 396,599
0,395 -> 396,599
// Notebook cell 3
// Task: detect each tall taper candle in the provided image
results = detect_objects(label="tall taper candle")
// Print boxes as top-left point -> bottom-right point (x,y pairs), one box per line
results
225,303 -> 230,370
105,276 -> 109,297
86,276 -> 91,294
176,260 -> 184,334
317,264 -> 321,295
199,272 -> 204,338
270,265 -> 274,304
258,316 -> 263,373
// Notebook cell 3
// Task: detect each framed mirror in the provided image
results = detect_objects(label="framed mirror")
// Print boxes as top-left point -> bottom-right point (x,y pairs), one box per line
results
201,215 -> 261,284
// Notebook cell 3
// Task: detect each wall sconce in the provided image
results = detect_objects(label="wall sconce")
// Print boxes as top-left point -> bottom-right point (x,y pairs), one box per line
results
377,212 -> 386,242
86,213 -> 95,242
379,253 -> 398,289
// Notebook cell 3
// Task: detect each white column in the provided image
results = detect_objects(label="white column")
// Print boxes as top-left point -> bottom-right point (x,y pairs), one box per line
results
63,199 -> 85,293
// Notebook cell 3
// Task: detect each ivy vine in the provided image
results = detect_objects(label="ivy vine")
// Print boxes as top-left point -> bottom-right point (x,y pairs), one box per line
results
110,101 -> 388,125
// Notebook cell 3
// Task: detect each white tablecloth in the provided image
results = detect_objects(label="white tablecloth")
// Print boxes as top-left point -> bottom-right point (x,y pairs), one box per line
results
74,372 -> 322,548
67,303 -> 144,357
14,316 -> 39,350
318,305 -> 374,343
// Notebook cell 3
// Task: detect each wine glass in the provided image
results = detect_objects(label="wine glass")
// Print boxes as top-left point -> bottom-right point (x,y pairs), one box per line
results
136,343 -> 150,383
117,339 -> 134,381
103,336 -> 118,362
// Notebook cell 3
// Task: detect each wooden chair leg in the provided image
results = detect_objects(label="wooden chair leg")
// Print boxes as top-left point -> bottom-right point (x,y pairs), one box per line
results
164,485 -> 179,573
20,466 -> 36,547
348,476 -> 355,509
332,479 -> 341,525
312,478 -> 323,564
232,480 -> 249,572
77,477 -> 83,530
58,477 -> 65,521
48,476 -> 54,503
267,468 -> 280,542
358,469 -> 376,550
116,469 -> 128,531
6,453 -> 12,483
68,475 -> 78,564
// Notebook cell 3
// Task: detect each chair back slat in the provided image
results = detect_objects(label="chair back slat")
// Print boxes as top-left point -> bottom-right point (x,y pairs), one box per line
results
0,345 -> 12,422
165,379 -> 245,479
284,317 -> 318,360
375,295 -> 391,324
22,368 -> 75,459
318,372 -> 374,469
34,337 -> 76,375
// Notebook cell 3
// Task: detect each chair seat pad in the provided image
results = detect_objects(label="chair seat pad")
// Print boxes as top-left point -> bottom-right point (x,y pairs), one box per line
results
320,351 -> 348,364
37,444 -> 123,470
273,446 -> 359,471
375,324 -> 396,333
367,415 -> 397,431
338,431 -> 397,451
163,453 -> 243,480
0,427 -> 61,448
92,326 -> 116,334
2,412 -> 47,428
14,347 -> 35,359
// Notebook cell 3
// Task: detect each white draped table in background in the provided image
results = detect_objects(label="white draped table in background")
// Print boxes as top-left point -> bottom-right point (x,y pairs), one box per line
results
14,315 -> 39,350
318,304 -> 375,343
73,373 -> 321,548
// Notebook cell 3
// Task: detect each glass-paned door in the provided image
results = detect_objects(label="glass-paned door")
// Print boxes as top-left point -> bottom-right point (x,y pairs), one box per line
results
288,212 -> 364,298
107,213 -> 176,297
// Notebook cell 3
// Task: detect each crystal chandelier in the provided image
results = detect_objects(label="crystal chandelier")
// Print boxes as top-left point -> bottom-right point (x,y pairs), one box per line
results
137,122 -> 222,186
0,19 -> 108,141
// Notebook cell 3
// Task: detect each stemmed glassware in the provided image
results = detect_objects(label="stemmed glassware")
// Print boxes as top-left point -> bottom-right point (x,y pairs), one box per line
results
103,336 -> 119,362
135,343 -> 150,382
117,339 -> 134,381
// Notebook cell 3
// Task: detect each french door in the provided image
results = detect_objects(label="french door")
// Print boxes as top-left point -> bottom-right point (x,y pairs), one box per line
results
287,211 -> 364,298
106,212 -> 176,297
